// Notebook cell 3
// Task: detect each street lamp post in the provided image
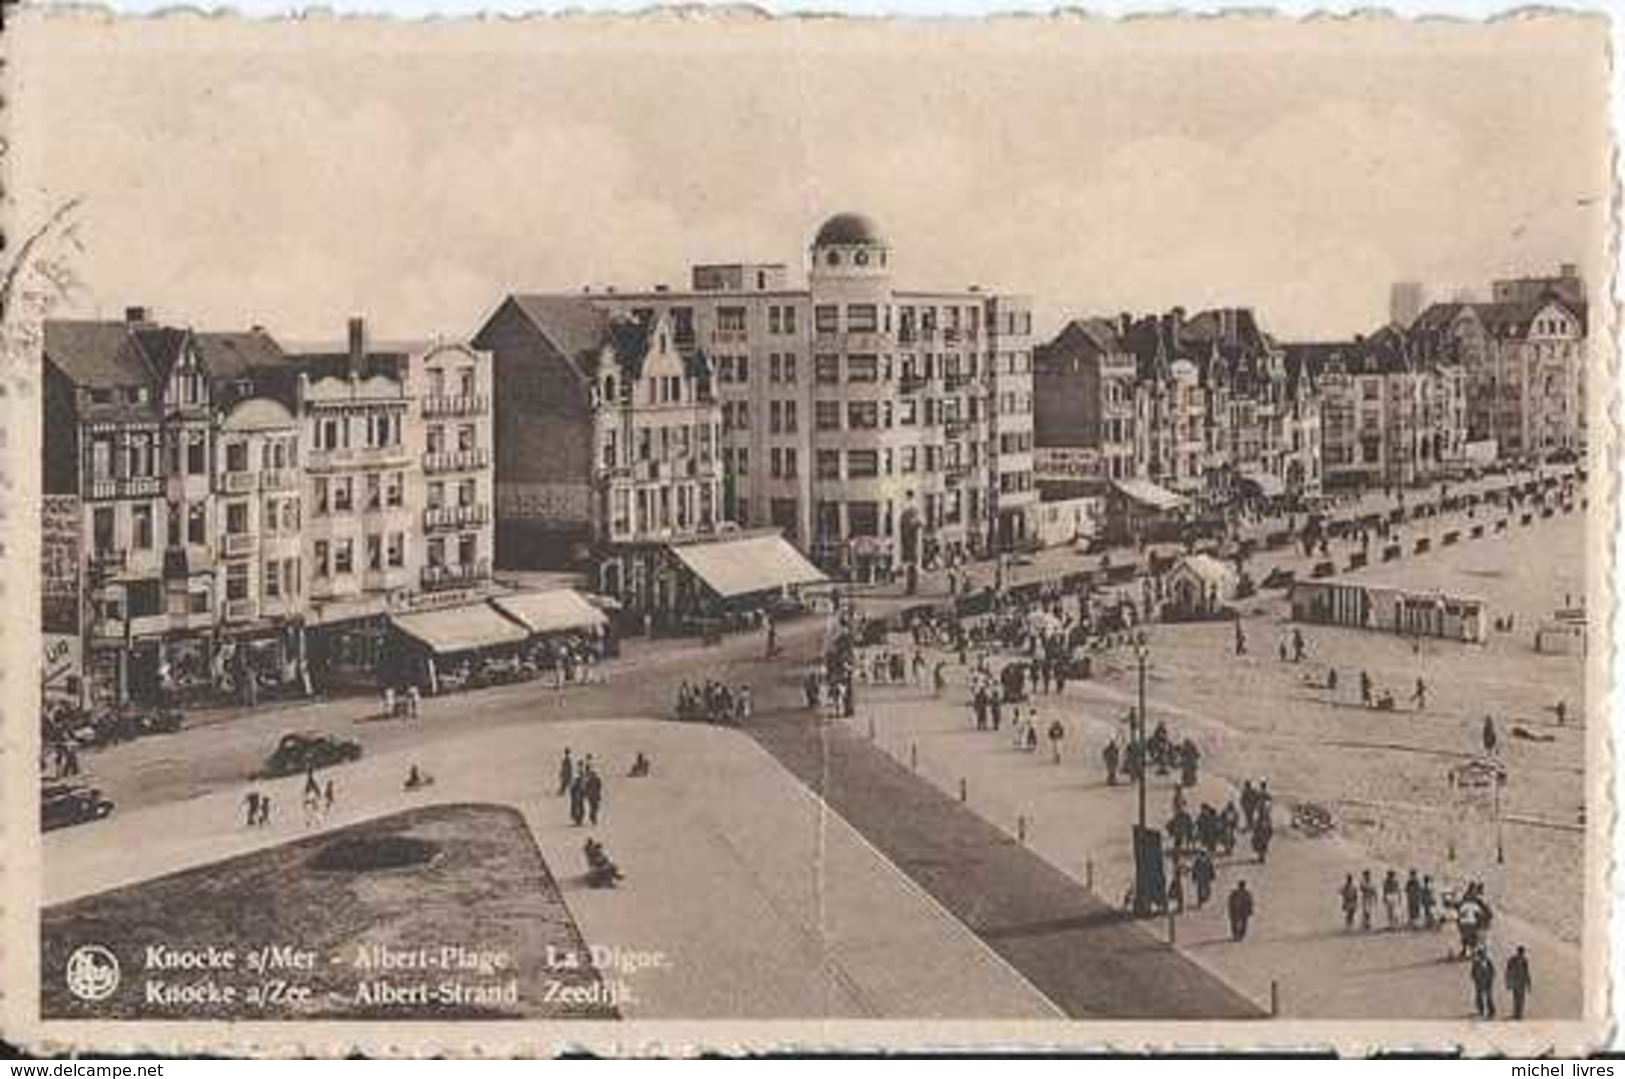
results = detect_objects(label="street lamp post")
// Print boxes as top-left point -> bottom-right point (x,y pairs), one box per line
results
1130,632 -> 1161,919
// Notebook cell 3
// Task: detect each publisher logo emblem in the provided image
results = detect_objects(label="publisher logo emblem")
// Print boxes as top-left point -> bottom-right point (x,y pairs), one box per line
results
65,945 -> 120,1002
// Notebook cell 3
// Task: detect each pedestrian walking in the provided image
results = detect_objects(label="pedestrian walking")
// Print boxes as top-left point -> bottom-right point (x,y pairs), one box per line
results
1405,869 -> 1423,927
1191,849 -> 1215,908
1103,738 -> 1121,786
1360,669 -> 1373,708
258,794 -> 272,827
1167,861 -> 1185,914
1048,719 -> 1065,764
323,778 -> 336,816
1421,875 -> 1438,928
568,772 -> 586,827
1413,678 -> 1428,712
243,790 -> 261,829
1471,946 -> 1498,1018
558,749 -> 575,796
1382,869 -> 1401,929
584,765 -> 604,826
1483,715 -> 1499,756
1251,816 -> 1273,864
1234,622 -> 1247,657
1359,869 -> 1377,931
1227,880 -> 1255,941
1506,946 -> 1532,1020
1338,873 -> 1359,929
406,684 -> 421,718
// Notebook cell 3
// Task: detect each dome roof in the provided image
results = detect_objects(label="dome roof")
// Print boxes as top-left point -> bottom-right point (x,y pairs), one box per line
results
814,212 -> 886,248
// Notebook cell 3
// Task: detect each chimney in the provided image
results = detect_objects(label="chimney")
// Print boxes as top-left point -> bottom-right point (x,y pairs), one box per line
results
347,316 -> 366,379
124,306 -> 149,324
1118,312 -> 1133,338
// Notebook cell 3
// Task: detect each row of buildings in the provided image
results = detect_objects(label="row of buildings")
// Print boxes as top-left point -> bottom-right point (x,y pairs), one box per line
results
39,208 -> 1588,704
42,312 -> 497,706
1032,265 -> 1588,508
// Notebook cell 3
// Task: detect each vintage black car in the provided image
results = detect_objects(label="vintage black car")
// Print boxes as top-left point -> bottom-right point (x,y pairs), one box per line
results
256,731 -> 363,778
41,782 -> 115,831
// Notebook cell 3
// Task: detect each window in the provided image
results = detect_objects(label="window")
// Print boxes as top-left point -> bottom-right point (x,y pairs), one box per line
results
226,562 -> 249,602
367,534 -> 382,571
225,442 -> 249,473
131,504 -> 153,550
388,533 -> 405,567
848,401 -> 879,428
783,448 -> 798,478
333,539 -> 354,575
816,450 -> 842,480
332,477 -> 353,512
782,354 -> 797,382
265,560 -> 281,598
815,305 -> 839,334
815,355 -> 840,383
93,507 -> 115,552
187,433 -> 207,476
717,307 -> 746,332
815,401 -> 842,431
314,478 -> 330,516
783,307 -> 797,334
459,534 -> 478,565
848,501 -> 879,536
366,473 -> 382,511
428,481 -> 445,509
386,471 -> 404,508
458,479 -> 476,507
187,504 -> 206,546
189,590 -> 210,615
459,368 -> 476,396
770,401 -> 783,434
847,355 -> 878,382
226,501 -> 248,535
314,540 -> 330,578
847,304 -> 878,333
847,450 -> 879,478
782,401 -> 797,433
427,537 -> 445,568
427,426 -> 444,454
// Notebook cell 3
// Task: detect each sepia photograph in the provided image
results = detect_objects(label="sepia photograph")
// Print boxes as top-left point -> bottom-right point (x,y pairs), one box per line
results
0,8 -> 1613,1056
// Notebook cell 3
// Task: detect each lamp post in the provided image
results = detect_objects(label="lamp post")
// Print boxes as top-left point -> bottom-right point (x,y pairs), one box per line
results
1130,631 -> 1161,918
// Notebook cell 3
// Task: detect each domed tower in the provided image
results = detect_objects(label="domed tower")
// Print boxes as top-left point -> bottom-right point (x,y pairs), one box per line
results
809,212 -> 891,285
806,212 -> 903,580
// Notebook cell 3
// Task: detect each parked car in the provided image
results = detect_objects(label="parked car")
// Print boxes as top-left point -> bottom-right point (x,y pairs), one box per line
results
256,731 -> 363,778
41,782 -> 114,831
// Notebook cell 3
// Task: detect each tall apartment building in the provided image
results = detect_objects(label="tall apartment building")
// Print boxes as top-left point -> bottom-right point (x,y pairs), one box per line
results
480,211 -> 1038,583
40,310 -> 495,705
1410,265 -> 1587,460
1284,325 -> 1467,488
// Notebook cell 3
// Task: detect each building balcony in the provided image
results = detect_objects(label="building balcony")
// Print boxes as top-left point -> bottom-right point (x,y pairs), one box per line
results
363,566 -> 414,592
220,532 -> 257,559
423,394 -> 488,418
259,595 -> 299,620
89,547 -> 128,573
163,545 -> 214,579
306,445 -> 411,472
711,329 -> 750,346
309,573 -> 362,601
85,476 -> 164,501
424,448 -> 490,474
421,560 -> 491,591
223,597 -> 259,623
261,469 -> 299,492
214,470 -> 259,495
423,503 -> 491,531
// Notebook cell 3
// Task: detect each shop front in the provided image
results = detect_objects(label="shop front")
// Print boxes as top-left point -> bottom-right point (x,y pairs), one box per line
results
389,603 -> 530,695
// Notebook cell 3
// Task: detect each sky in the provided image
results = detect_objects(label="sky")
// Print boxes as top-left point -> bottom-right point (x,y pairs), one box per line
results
9,11 -> 1613,343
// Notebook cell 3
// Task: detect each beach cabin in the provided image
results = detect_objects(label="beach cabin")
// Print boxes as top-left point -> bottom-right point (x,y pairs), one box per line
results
1163,554 -> 1238,620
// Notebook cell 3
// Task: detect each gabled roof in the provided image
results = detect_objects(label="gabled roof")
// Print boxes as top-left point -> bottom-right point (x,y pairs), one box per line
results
43,320 -> 153,387
194,331 -> 286,380
131,327 -> 189,381
505,294 -> 613,377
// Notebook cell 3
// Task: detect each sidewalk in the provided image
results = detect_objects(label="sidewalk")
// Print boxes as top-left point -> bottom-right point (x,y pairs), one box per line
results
839,665 -> 1583,1020
45,719 -> 1054,1020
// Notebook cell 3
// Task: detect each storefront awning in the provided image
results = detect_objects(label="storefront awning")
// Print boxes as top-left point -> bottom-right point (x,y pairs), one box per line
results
392,604 -> 528,654
1239,471 -> 1286,499
1112,478 -> 1185,513
490,589 -> 607,636
671,534 -> 827,599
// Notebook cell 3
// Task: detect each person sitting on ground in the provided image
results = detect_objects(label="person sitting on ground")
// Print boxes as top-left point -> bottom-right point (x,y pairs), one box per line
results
583,837 -> 623,888
629,751 -> 651,778
404,764 -> 434,790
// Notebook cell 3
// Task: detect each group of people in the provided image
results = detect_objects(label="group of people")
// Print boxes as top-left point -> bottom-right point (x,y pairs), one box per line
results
1338,867 -> 1443,933
1100,716 -> 1205,791
557,748 -> 606,827
674,680 -> 752,724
